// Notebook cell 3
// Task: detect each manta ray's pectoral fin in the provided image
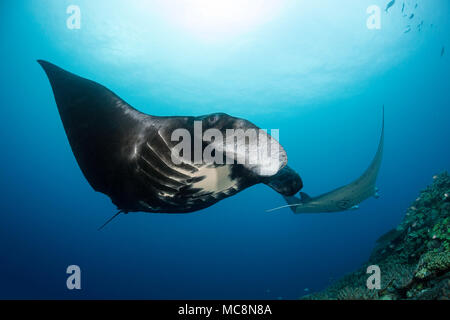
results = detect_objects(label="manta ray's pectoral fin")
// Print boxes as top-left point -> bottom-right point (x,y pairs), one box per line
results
262,166 -> 303,196
37,59 -> 151,200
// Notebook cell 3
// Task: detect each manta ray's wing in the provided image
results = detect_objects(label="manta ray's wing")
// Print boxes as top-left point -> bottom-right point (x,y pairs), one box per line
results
38,60 -> 194,211
38,60 -> 263,213
38,60 -> 152,197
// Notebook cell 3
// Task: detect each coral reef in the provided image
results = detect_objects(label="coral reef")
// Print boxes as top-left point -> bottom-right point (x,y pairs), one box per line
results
303,172 -> 450,300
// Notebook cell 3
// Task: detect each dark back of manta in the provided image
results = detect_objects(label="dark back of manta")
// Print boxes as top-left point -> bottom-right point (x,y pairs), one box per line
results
38,60 -> 302,214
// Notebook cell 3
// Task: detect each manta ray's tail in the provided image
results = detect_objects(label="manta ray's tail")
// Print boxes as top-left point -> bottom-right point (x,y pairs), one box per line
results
266,194 -> 307,213
98,211 -> 123,231
266,203 -> 300,213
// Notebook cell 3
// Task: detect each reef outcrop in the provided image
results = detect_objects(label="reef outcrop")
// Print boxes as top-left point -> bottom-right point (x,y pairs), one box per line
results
303,172 -> 450,300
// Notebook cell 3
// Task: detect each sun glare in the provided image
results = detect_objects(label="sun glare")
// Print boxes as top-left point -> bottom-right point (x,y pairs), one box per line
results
155,0 -> 286,40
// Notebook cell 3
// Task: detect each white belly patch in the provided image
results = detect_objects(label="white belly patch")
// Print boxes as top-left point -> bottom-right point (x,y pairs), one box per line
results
191,165 -> 236,194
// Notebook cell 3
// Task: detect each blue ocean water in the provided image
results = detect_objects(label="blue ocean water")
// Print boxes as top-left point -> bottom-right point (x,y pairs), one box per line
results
0,0 -> 449,299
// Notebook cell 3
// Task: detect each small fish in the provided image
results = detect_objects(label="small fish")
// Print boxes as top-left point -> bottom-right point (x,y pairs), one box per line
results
417,20 -> 424,31
409,14 -> 415,19
442,46 -> 445,57
385,0 -> 395,12
415,3 -> 418,9
401,2 -> 405,12
404,25 -> 411,33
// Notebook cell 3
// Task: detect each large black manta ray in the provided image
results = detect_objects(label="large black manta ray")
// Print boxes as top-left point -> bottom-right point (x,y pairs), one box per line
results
38,60 -> 303,228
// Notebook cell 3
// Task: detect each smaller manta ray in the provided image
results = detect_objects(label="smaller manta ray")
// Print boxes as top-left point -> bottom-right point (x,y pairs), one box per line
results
267,107 -> 384,214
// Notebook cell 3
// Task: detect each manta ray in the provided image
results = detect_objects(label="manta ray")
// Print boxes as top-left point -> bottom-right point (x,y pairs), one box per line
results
38,60 -> 303,228
268,107 -> 384,214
